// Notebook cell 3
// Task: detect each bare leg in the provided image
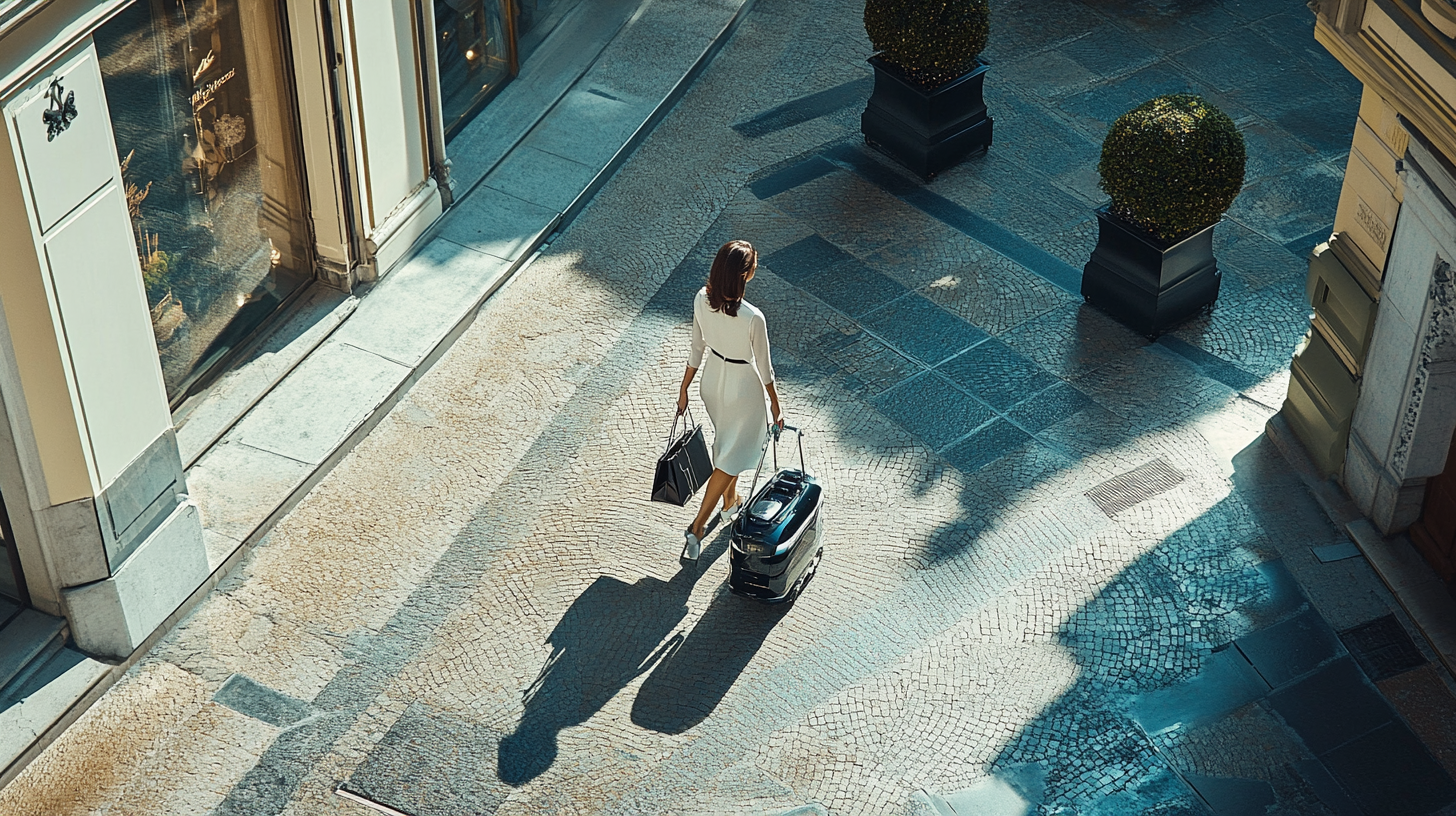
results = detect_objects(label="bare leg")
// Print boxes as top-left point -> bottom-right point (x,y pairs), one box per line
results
691,469 -> 735,537
722,475 -> 740,512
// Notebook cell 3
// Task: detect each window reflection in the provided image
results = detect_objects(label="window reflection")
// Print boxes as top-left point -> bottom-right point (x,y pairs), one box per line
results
97,0 -> 310,403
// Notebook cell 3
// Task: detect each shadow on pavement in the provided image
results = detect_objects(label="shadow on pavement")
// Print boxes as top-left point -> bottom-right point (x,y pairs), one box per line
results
630,580 -> 790,734
987,435 -> 1456,815
498,535 -> 726,786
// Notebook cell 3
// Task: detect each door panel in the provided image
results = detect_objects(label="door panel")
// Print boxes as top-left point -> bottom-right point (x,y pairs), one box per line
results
0,485 -> 26,606
1411,432 -> 1456,584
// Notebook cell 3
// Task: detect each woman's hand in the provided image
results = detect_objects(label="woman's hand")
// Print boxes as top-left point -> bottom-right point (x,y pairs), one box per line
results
765,382 -> 785,430
677,366 -> 697,416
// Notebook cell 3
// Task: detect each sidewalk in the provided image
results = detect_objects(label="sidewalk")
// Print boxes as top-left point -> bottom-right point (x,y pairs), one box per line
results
181,0 -> 757,574
4,0 -> 1456,813
0,0 -> 754,789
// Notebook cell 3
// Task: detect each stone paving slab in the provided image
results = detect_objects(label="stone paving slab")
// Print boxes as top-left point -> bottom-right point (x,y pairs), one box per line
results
483,145 -> 599,213
1184,772 -> 1276,816
0,648 -> 108,773
1235,607 -> 1346,688
437,185 -> 560,263
187,442 -> 316,544
211,673 -> 312,729
524,87 -> 658,170
1268,657 -> 1397,754
174,287 -> 358,467
343,701 -> 511,816
227,341 -> 411,466
862,293 -> 989,368
330,238 -> 514,368
1321,721 -> 1456,815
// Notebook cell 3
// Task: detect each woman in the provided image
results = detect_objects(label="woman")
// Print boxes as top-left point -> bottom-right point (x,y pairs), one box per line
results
676,240 -> 784,559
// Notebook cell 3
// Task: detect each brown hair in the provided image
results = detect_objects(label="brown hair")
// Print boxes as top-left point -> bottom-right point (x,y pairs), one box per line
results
707,240 -> 757,317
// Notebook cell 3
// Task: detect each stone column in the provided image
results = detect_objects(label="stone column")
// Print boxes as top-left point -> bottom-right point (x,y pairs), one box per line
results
0,42 -> 208,658
1345,122 -> 1456,533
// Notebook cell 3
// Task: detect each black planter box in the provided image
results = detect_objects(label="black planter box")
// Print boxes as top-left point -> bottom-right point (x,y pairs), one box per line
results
1081,207 -> 1221,337
861,56 -> 993,179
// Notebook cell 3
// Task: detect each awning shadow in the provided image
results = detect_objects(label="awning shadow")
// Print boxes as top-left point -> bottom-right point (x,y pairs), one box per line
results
978,434 -> 1456,814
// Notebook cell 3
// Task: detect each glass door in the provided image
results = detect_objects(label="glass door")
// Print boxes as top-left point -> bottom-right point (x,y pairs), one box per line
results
510,0 -> 585,65
435,0 -> 513,139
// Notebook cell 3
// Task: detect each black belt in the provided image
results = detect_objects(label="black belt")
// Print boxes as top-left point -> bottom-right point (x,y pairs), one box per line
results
710,348 -> 749,365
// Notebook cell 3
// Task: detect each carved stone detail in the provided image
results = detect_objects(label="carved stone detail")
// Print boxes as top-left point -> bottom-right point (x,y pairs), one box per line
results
1393,259 -> 1456,474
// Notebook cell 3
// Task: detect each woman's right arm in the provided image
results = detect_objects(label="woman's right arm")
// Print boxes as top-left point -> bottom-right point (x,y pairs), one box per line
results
677,366 -> 697,415
680,302 -> 705,414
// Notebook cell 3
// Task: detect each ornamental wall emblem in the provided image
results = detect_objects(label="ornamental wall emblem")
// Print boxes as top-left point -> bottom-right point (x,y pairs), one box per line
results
41,77 -> 77,141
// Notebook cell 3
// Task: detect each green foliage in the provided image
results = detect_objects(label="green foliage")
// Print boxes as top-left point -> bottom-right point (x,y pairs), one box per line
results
143,250 -> 170,294
864,0 -> 989,88
1098,94 -> 1247,242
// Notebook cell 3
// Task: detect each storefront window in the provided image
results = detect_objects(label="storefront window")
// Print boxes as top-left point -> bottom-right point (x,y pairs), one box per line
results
435,0 -> 512,138
96,0 -> 311,403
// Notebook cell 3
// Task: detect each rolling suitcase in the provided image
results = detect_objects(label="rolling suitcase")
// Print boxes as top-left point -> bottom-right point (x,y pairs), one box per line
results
728,424 -> 823,604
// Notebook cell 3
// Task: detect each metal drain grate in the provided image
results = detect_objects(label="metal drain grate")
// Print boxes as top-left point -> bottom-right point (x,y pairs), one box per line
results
1085,458 -> 1186,517
1339,614 -> 1428,681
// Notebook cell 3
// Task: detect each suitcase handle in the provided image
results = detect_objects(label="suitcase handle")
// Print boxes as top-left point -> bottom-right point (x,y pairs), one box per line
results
743,423 -> 808,520
770,423 -> 806,474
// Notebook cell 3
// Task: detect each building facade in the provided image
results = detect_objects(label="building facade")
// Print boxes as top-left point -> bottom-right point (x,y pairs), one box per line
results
1283,0 -> 1456,594
0,0 -> 569,659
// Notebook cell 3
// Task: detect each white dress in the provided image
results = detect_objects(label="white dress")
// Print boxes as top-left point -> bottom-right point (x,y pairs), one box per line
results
688,287 -> 774,476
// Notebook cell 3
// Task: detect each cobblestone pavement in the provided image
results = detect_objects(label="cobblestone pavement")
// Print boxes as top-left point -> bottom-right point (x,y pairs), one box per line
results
6,0 -> 1456,814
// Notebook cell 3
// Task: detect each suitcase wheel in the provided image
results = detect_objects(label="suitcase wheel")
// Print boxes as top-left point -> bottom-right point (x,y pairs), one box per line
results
786,547 -> 823,604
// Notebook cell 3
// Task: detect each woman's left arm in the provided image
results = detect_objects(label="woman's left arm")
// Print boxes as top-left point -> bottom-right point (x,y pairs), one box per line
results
765,381 -> 784,428
750,313 -> 775,386
677,365 -> 697,415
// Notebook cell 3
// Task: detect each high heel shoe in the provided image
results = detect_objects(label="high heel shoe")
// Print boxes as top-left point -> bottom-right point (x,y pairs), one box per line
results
719,499 -> 742,525
683,527 -> 702,560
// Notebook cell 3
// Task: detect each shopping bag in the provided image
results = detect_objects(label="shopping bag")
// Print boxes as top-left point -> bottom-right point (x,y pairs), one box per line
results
651,407 -> 713,505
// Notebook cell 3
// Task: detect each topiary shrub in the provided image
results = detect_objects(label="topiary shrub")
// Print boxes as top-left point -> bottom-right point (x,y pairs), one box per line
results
1098,94 -> 1247,243
864,0 -> 990,89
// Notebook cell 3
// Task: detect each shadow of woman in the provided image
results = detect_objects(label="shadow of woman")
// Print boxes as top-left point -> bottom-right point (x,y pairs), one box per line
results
629,581 -> 789,735
497,533 -> 725,786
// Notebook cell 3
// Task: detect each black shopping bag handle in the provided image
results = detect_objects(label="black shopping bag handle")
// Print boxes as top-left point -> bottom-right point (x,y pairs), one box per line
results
663,404 -> 698,457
